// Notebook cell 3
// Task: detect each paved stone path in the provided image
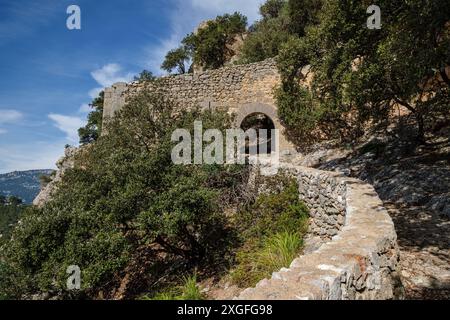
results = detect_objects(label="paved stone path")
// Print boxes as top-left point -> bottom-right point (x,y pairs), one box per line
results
291,128 -> 450,299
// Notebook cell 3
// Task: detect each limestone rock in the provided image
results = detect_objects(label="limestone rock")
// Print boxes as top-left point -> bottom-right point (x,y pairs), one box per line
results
33,146 -> 78,207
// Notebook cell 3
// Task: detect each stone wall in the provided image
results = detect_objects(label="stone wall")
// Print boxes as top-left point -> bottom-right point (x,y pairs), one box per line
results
104,58 -> 279,117
297,169 -> 347,241
103,59 -> 296,154
237,164 -> 402,300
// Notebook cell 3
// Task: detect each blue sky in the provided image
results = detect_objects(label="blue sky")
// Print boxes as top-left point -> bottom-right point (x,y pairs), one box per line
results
0,0 -> 262,173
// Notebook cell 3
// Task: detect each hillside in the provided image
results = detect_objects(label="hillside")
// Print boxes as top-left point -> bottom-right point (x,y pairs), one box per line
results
0,170 -> 54,204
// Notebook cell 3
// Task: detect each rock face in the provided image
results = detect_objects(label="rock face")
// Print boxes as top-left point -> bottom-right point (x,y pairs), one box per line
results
237,164 -> 402,300
33,147 -> 78,208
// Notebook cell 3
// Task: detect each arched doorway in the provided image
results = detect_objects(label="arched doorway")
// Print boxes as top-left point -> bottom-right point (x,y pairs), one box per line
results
240,113 -> 276,154
234,102 -> 296,157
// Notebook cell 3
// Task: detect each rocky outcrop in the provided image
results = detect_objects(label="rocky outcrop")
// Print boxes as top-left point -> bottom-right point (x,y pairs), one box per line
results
33,147 -> 78,208
236,164 -> 402,300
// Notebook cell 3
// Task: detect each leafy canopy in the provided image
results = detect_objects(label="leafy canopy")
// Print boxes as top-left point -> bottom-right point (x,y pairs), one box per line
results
276,0 -> 450,145
1,88 -> 248,298
78,91 -> 104,145
239,0 -> 322,64
163,12 -> 247,73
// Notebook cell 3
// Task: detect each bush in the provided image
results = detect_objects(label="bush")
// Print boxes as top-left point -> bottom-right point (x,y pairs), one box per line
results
175,12 -> 247,71
276,0 -> 450,145
0,201 -> 25,243
0,90 -> 249,298
232,232 -> 302,287
231,176 -> 309,288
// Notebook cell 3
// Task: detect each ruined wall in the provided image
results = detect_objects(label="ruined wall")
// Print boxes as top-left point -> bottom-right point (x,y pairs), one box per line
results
103,58 -> 296,154
237,164 -> 402,300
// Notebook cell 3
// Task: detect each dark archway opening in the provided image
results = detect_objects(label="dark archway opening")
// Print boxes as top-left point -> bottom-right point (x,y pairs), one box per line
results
240,113 -> 276,155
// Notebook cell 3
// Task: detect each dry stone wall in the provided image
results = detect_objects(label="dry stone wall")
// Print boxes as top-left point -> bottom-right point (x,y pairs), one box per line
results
103,59 -> 296,154
104,58 -> 280,118
237,164 -> 402,300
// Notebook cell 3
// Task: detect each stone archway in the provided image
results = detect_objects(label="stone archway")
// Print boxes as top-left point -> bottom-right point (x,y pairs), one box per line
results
240,112 -> 276,154
234,103 -> 295,155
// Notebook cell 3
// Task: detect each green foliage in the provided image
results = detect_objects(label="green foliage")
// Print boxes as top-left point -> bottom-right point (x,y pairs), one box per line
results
181,12 -> 247,70
179,274 -> 204,300
78,91 -> 104,145
1,89 -> 248,298
0,260 -> 29,300
287,0 -> 322,36
232,232 -> 302,287
134,70 -> 156,82
0,200 -> 25,242
6,196 -> 23,207
161,47 -> 191,74
141,274 -> 204,300
260,0 -> 286,20
277,0 -> 450,145
231,176 -> 309,287
239,0 -> 321,64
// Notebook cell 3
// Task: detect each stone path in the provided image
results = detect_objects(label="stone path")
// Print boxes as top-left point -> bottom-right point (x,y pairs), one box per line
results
289,127 -> 450,299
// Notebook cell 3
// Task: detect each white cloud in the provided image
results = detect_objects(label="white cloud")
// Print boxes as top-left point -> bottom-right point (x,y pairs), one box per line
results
0,141 -> 64,173
88,87 -> 103,99
78,103 -> 91,114
91,63 -> 134,88
145,0 -> 263,74
48,113 -> 85,143
0,109 -> 23,124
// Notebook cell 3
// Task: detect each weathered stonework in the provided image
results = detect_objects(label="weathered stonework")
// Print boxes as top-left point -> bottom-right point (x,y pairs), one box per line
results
103,58 -> 296,154
236,164 -> 402,300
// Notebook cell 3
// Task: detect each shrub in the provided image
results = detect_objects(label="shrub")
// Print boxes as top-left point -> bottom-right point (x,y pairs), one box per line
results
276,0 -> 450,145
231,175 -> 309,288
232,232 -> 302,287
0,90 -> 249,298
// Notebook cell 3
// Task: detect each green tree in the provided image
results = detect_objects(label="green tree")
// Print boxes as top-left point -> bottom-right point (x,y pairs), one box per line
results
78,91 -> 104,145
287,0 -> 322,36
0,195 -> 5,205
277,0 -> 450,145
7,196 -> 23,206
239,0 -> 321,64
1,89 -> 248,298
134,70 -> 155,82
260,0 -> 286,20
161,47 -> 191,74
239,10 -> 291,64
181,12 -> 247,70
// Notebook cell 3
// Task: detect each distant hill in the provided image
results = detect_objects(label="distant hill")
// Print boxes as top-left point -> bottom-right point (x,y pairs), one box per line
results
0,169 -> 54,204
